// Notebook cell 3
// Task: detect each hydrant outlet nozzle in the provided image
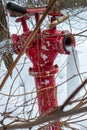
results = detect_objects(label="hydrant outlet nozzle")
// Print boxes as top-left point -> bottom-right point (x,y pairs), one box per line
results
64,34 -> 75,54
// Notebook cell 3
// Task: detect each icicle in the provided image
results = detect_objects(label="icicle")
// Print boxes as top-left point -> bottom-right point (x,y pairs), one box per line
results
67,46 -> 80,99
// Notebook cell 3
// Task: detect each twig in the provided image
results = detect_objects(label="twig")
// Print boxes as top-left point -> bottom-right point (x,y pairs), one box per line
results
0,106 -> 87,129
61,79 -> 87,110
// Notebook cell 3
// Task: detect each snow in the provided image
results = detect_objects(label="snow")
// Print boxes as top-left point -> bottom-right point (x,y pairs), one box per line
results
0,7 -> 87,130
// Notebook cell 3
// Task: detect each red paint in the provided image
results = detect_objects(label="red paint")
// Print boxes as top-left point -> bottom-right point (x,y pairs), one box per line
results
12,10 -> 75,130
26,7 -> 46,14
16,15 -> 30,33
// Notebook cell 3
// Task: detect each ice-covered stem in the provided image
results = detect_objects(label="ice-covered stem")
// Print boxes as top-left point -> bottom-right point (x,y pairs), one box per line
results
0,39 -> 14,54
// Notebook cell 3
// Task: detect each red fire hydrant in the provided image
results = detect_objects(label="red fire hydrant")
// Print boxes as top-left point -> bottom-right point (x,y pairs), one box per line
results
12,12 -> 75,130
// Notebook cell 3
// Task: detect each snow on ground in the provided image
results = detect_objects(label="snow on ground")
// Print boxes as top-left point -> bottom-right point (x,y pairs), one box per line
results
0,7 -> 87,130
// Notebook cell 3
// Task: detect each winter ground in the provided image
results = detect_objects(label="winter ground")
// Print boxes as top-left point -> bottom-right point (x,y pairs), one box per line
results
0,7 -> 87,130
